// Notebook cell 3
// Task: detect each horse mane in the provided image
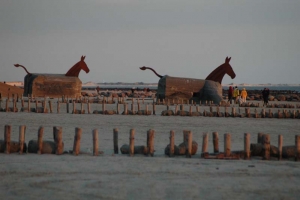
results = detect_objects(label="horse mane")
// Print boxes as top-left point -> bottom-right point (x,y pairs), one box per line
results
65,56 -> 89,77
205,57 -> 234,84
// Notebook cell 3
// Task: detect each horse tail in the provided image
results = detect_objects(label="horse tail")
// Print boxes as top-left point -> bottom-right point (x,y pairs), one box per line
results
140,66 -> 163,78
14,64 -> 31,75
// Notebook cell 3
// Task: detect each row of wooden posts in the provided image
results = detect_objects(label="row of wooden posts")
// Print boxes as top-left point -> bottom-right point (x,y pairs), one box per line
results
1,97 -> 300,119
2,124 -> 300,161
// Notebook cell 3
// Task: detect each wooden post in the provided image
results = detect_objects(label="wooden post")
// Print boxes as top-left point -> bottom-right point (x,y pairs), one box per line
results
43,97 -> 46,113
145,104 -> 148,115
180,104 -> 184,111
261,108 -> 265,118
72,100 -> 76,114
175,104 -> 178,115
102,100 -> 106,113
66,97 -> 69,113
295,135 -> 300,161
113,128 -> 118,154
19,125 -> 26,154
81,102 -> 84,114
93,129 -> 99,156
6,98 -> 9,112
129,129 -> 135,156
196,105 -> 200,112
57,101 -> 60,113
54,126 -> 63,155
117,103 -> 120,114
4,125 -> 11,154
258,133 -> 264,144
189,105 -> 192,116
262,134 -> 270,160
186,131 -> 192,158
13,98 -> 16,112
124,104 -> 128,115
38,126 -> 44,154
169,130 -> 175,157
202,132 -> 208,155
212,132 -> 219,153
35,100 -> 39,113
48,100 -> 52,113
153,103 -> 156,115
278,135 -> 283,161
232,107 -> 235,117
224,133 -> 231,157
138,103 -> 140,111
87,101 -> 91,114
244,133 -> 250,160
21,99 -> 24,108
147,129 -> 155,157
73,127 -> 82,155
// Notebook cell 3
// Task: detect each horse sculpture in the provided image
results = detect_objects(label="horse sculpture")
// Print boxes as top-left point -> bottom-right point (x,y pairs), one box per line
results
14,56 -> 90,97
140,57 -> 236,104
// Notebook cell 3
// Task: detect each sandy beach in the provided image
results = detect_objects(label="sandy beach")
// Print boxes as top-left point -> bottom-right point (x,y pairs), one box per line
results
0,100 -> 300,199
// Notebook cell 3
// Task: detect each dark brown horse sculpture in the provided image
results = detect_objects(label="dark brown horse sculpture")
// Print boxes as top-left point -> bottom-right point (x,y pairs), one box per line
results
140,57 -> 236,103
140,57 -> 235,84
14,55 -> 90,77
14,56 -> 90,97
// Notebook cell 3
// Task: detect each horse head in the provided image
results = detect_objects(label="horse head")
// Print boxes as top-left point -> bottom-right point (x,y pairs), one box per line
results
205,57 -> 236,84
65,55 -> 90,77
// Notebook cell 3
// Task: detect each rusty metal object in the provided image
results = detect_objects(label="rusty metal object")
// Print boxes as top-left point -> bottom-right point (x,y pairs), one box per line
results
15,56 -> 90,97
140,57 -> 236,103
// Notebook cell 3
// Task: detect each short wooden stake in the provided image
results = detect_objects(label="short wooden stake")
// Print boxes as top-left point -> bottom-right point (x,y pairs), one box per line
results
49,100 -> 52,113
19,125 -> 26,154
87,101 -> 91,114
169,130 -> 175,157
72,100 -> 76,114
202,132 -> 208,155
147,129 -> 155,156
278,135 -> 283,161
113,128 -> 119,154
93,129 -> 99,156
295,135 -> 300,161
54,126 -> 63,155
73,127 -> 82,155
124,104 -> 128,115
186,131 -> 192,158
152,103 -> 156,115
38,126 -> 44,154
81,102 -> 84,114
13,98 -> 16,112
129,129 -> 135,156
175,104 -> 178,115
224,133 -> 231,157
4,125 -> 11,154
57,101 -> 60,113
257,132 -> 264,144
262,134 -> 270,160
212,132 -> 219,153
5,98 -> 9,112
244,133 -> 250,160
117,103 -> 120,114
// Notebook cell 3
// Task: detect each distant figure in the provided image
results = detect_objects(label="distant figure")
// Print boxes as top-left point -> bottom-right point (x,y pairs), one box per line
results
241,88 -> 248,103
233,86 -> 240,104
262,88 -> 269,106
3,81 -> 6,84
228,86 -> 233,104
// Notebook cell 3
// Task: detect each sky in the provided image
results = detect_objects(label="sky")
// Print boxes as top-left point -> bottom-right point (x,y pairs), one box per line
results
0,0 -> 300,85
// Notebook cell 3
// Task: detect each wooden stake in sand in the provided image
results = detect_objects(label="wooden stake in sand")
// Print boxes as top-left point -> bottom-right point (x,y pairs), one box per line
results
5,98 -> 9,112
169,130 -> 175,157
54,126 -> 63,155
129,129 -> 135,156
124,104 -> 128,115
186,131 -> 192,158
152,103 -> 156,115
72,100 -> 76,114
278,135 -> 283,161
87,101 -> 91,114
262,134 -> 270,160
49,100 -> 52,113
93,129 -> 99,156
4,125 -> 11,154
38,126 -> 44,154
73,127 -> 82,156
19,125 -> 26,154
202,132 -> 208,156
57,101 -> 60,113
257,133 -> 264,144
244,133 -> 250,160
113,128 -> 119,154
224,133 -> 231,157
147,129 -> 155,157
212,132 -> 219,153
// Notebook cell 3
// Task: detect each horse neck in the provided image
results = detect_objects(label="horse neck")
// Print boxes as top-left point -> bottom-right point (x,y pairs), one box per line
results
65,62 -> 81,77
205,65 -> 226,84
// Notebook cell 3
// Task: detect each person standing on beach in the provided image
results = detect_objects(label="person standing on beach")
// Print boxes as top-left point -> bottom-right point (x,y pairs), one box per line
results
228,86 -> 233,104
262,88 -> 269,106
233,86 -> 239,104
240,88 -> 247,103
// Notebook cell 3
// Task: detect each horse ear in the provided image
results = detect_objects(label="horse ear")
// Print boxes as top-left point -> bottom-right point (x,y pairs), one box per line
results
225,57 -> 228,63
228,57 -> 231,62
81,56 -> 85,61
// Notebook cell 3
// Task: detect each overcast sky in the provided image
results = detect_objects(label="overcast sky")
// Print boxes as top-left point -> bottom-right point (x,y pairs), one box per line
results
0,0 -> 299,84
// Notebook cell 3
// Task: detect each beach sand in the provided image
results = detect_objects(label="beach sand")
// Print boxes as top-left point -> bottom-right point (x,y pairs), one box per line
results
0,100 -> 300,199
